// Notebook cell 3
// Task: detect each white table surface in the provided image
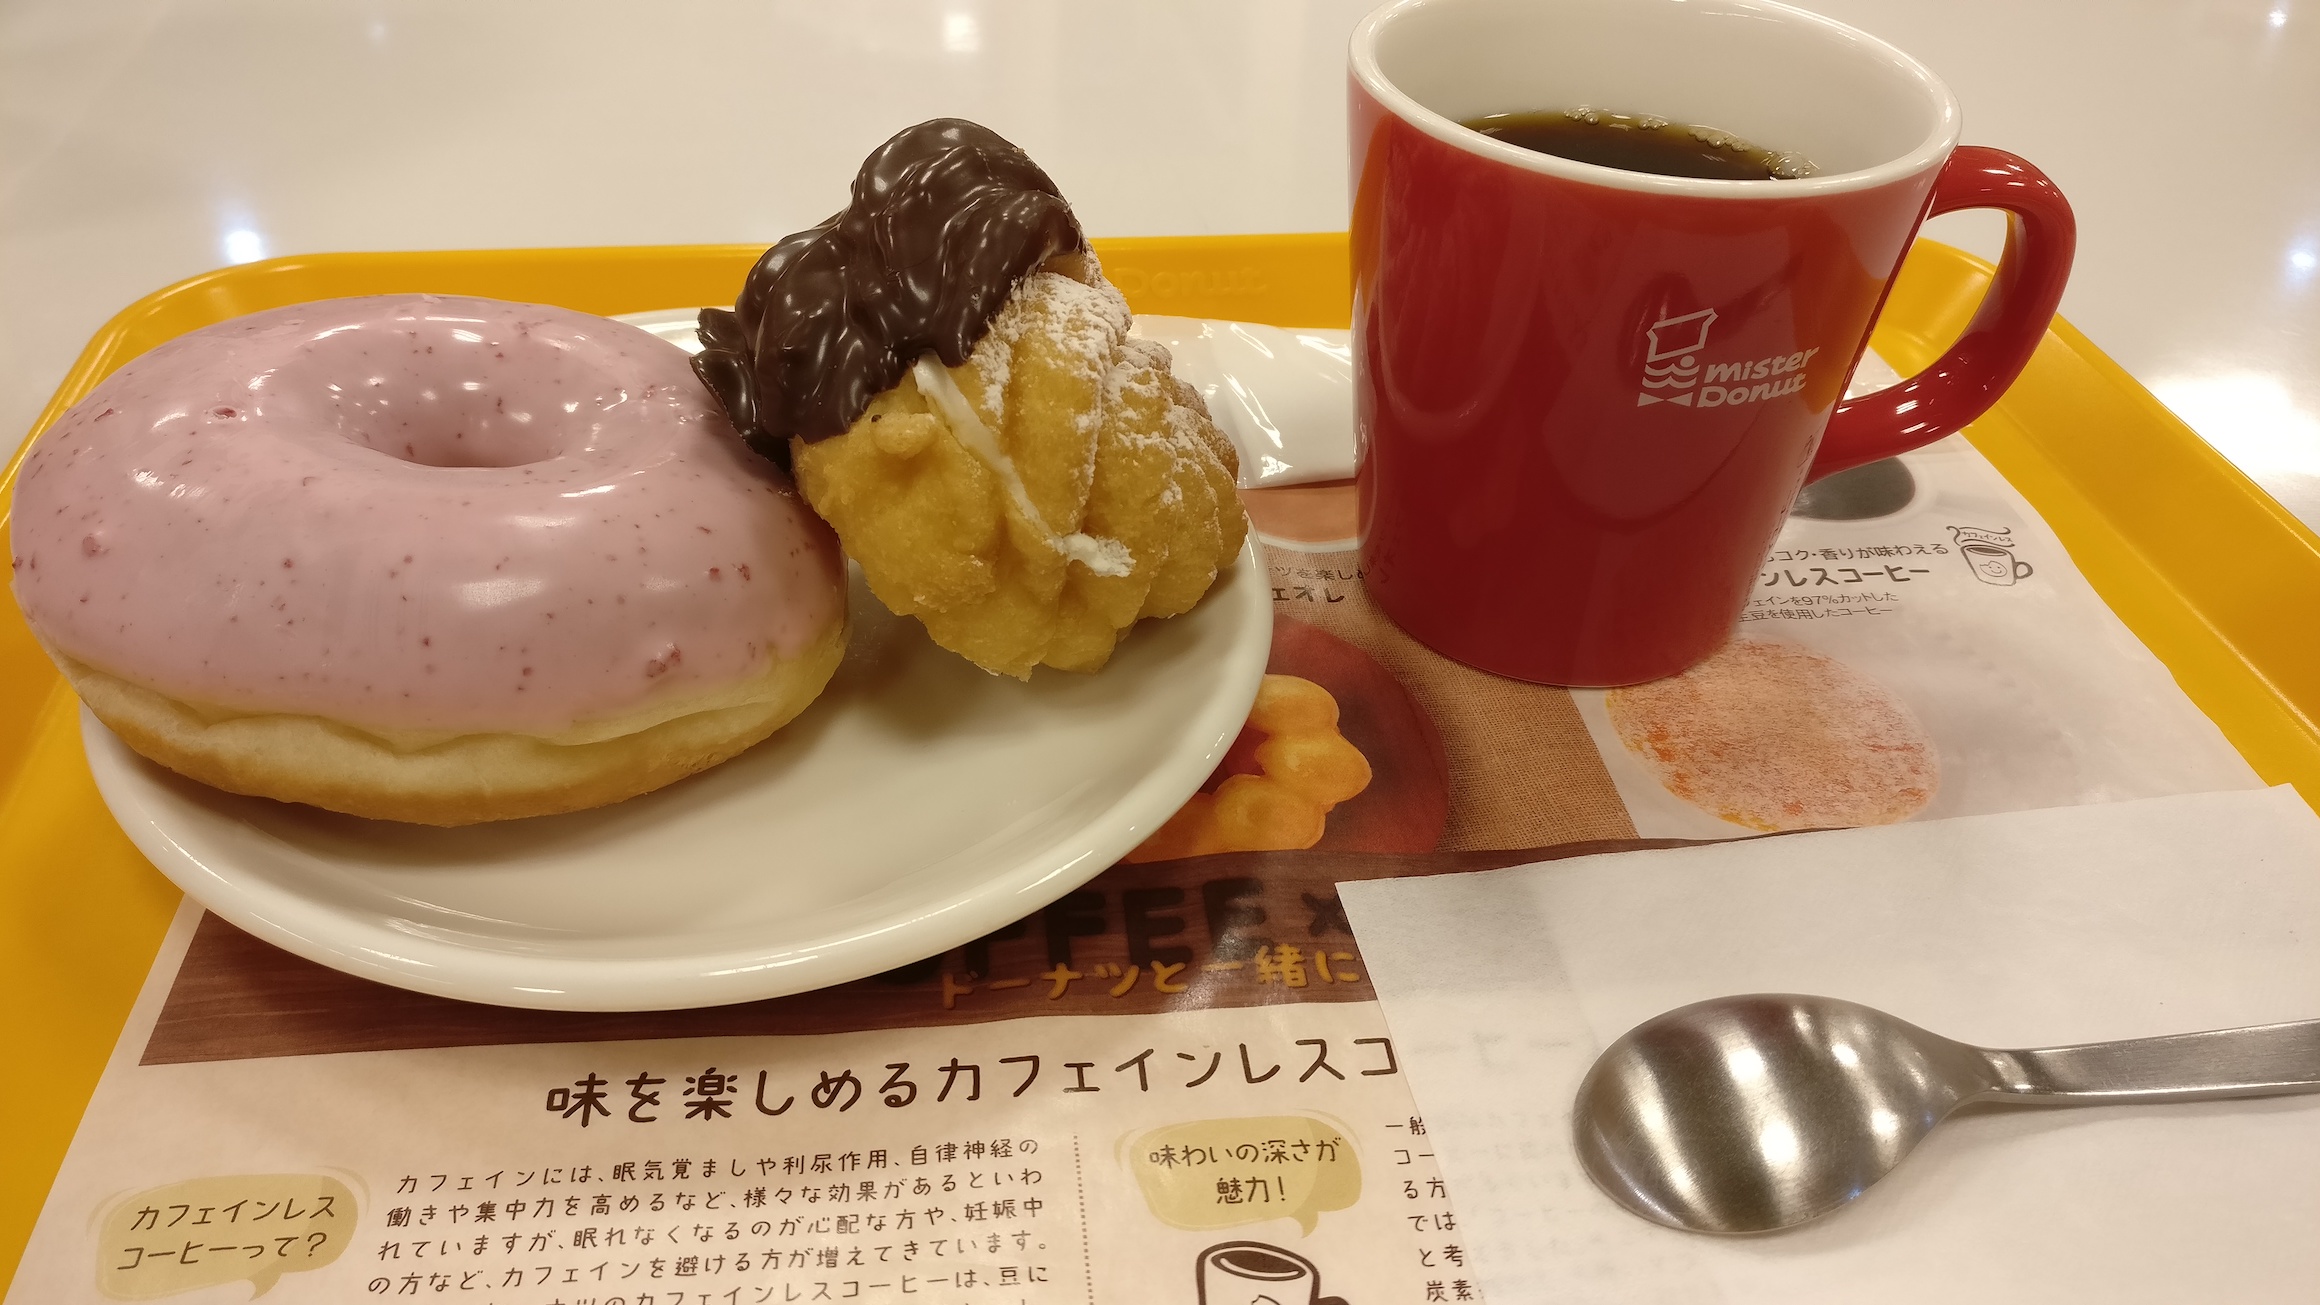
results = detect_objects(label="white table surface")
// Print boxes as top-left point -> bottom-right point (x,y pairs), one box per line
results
5,0 -> 2317,526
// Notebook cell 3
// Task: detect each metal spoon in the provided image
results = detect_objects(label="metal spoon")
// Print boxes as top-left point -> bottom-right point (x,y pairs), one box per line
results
1572,993 -> 2320,1235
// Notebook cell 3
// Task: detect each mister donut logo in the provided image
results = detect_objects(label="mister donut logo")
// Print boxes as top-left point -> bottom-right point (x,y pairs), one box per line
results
1635,308 -> 1821,411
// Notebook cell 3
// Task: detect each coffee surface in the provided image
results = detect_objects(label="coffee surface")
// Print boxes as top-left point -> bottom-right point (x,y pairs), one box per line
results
1463,109 -> 1814,181
1212,1247 -> 1307,1277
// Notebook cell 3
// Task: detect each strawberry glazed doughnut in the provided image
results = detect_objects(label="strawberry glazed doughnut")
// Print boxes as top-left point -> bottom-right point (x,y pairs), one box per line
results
9,295 -> 847,825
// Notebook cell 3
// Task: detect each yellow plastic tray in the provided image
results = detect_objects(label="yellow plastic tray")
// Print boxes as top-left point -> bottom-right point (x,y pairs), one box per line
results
3,234 -> 2316,1289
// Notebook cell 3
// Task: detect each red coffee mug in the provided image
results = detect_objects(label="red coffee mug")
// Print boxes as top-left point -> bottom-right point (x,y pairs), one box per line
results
1349,0 -> 2074,686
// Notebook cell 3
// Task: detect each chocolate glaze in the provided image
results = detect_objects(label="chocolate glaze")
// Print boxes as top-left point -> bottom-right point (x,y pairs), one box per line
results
694,119 -> 1086,467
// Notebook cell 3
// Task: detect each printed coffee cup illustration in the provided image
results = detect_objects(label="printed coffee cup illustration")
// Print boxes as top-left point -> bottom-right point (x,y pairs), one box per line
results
1197,1241 -> 1348,1305
1961,541 -> 2032,585
1951,526 -> 2034,586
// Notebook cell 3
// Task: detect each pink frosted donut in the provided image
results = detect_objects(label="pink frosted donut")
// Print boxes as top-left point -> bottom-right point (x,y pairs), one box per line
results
10,294 -> 847,824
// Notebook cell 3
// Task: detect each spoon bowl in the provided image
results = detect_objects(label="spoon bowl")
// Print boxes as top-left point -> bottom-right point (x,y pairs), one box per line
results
1572,994 -> 2320,1234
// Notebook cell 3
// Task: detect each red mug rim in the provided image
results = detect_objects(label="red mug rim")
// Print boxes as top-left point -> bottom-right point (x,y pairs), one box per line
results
1349,0 -> 1963,199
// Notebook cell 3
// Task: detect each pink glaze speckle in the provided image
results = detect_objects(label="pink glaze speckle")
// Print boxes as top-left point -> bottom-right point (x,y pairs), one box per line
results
10,295 -> 844,735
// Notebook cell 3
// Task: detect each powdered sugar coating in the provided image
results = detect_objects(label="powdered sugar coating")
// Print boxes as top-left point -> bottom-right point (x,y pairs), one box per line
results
790,258 -> 1244,678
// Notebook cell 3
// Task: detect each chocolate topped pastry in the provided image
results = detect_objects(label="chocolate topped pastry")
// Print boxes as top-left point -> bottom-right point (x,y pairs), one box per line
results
695,119 -> 1087,464
697,119 -> 1247,679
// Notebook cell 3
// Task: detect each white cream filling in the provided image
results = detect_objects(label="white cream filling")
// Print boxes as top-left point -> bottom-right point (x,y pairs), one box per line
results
912,354 -> 1133,578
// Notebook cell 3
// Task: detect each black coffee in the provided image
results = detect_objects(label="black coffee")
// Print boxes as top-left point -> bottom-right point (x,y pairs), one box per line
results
1213,1247 -> 1306,1278
1462,109 -> 1814,181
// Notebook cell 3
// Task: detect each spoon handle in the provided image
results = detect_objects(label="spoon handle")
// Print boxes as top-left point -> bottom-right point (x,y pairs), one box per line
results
1978,1018 -> 2320,1104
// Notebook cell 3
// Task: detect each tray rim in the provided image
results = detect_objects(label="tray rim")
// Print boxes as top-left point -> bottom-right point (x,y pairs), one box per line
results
4,232 -> 2317,1293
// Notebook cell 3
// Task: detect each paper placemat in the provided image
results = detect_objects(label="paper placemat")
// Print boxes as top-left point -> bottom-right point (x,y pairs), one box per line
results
4,339 -> 2278,1303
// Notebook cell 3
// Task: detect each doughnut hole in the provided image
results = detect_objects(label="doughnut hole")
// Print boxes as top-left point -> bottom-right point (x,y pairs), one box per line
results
353,401 -> 567,468
270,310 -> 623,467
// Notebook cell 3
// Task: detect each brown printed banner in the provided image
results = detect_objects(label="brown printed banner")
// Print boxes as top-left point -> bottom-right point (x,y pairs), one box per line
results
141,838 -> 1705,1065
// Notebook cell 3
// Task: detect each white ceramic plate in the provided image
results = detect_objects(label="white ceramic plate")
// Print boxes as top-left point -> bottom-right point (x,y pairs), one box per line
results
86,541 -> 1270,1011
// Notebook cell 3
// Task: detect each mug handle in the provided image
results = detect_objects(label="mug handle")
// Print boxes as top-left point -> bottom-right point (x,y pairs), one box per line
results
1806,146 -> 2076,483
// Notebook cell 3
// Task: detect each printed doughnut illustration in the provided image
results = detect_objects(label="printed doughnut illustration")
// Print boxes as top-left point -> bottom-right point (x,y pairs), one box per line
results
1129,674 -> 1369,861
1128,616 -> 1448,861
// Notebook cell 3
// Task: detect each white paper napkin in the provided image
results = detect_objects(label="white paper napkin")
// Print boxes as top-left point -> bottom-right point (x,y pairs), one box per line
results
1340,788 -> 2320,1304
